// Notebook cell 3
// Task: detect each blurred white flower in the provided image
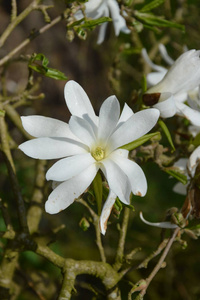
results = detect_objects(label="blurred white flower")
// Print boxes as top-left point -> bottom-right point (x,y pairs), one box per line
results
142,44 -> 174,87
173,146 -> 200,195
75,0 -> 130,44
140,146 -> 200,229
19,80 -> 159,234
143,48 -> 200,120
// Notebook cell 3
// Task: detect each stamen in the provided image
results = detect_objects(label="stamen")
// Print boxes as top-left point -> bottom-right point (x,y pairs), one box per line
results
92,146 -> 105,161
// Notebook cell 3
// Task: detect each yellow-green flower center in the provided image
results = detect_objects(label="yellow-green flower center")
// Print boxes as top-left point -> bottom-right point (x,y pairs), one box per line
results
91,146 -> 105,161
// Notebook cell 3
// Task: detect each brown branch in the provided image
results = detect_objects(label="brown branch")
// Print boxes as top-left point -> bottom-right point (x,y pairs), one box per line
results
0,0 -> 42,48
113,207 -> 130,271
0,13 -> 64,67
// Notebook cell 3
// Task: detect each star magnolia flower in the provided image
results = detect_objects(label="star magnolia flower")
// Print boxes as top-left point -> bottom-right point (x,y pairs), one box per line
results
143,49 -> 200,119
19,80 -> 160,234
140,146 -> 200,229
173,146 -> 200,195
75,0 -> 130,44
142,44 -> 174,87
181,86 -> 200,129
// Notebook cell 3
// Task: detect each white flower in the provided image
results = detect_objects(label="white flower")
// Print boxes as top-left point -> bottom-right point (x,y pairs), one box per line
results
140,146 -> 200,229
19,80 -> 160,234
173,146 -> 200,195
75,0 -> 130,44
142,44 -> 174,87
143,48 -> 200,119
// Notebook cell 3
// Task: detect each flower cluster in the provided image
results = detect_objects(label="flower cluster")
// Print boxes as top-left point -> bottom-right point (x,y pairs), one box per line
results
173,146 -> 200,196
19,81 -> 160,234
141,146 -> 200,229
75,0 -> 130,44
142,45 -> 200,122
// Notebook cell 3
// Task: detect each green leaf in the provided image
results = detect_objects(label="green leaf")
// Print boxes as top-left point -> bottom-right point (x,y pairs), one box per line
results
0,109 -> 5,117
28,53 -> 67,80
159,119 -> 175,151
135,11 -> 185,31
164,168 -> 188,184
92,172 -> 103,215
74,27 -> 87,40
67,18 -> 85,29
140,0 -> 165,12
121,131 -> 161,151
78,17 -> 112,30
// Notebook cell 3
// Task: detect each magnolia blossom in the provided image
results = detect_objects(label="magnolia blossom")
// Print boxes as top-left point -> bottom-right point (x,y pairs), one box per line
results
75,0 -> 130,44
140,146 -> 200,229
142,44 -> 174,87
19,80 -> 160,234
173,146 -> 200,195
143,48 -> 200,120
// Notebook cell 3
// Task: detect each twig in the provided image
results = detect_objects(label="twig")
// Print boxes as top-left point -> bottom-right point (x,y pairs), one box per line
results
77,198 -> 106,263
0,13 -> 64,67
27,160 -> 46,234
0,111 -> 29,233
0,0 -> 42,48
140,227 -> 180,297
113,207 -> 130,271
11,0 -> 17,21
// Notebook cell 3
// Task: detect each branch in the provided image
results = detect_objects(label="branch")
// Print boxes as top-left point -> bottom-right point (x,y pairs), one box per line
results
113,207 -> 130,271
0,0 -> 42,48
27,160 -> 47,234
0,13 -> 64,67
128,227 -> 180,299
77,198 -> 106,263
0,111 -> 29,233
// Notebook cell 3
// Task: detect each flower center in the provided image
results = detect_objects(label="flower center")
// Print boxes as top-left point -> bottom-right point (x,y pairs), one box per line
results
91,146 -> 105,161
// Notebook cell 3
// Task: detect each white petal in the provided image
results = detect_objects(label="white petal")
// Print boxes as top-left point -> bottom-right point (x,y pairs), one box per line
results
21,115 -> 78,140
19,137 -> 87,159
188,145 -> 200,175
108,0 -> 130,36
147,50 -> 200,95
46,153 -> 95,181
84,0 -> 103,13
140,212 -> 178,229
98,95 -> 120,144
146,71 -> 167,87
64,81 -> 97,125
101,158 -> 131,204
97,6 -> 109,44
142,48 -> 167,72
107,108 -> 160,153
69,116 -> 96,148
173,182 -> 187,195
117,103 -> 134,127
158,44 -> 174,65
153,93 -> 176,118
45,163 -> 98,214
110,150 -> 147,196
173,158 -> 187,172
176,102 -> 200,126
99,190 -> 117,235
188,125 -> 200,137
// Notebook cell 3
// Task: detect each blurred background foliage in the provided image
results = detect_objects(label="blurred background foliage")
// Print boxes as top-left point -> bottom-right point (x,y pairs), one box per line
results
1,0 -> 200,299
